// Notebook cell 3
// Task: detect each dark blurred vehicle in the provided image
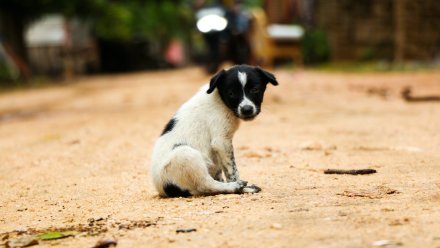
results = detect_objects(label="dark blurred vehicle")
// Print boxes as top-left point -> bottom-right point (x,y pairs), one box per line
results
195,1 -> 251,73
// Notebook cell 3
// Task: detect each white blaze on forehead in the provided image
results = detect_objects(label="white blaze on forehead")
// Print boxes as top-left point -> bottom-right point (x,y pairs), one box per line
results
238,71 -> 247,87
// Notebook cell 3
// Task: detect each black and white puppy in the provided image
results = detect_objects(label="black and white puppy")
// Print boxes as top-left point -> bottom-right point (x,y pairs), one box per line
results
150,65 -> 278,197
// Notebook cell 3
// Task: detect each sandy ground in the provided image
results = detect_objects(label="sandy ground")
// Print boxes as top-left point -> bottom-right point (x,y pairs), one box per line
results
0,67 -> 439,248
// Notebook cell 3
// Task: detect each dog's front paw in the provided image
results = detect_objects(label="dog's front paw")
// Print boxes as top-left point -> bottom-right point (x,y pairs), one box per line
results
242,184 -> 262,193
233,180 -> 248,193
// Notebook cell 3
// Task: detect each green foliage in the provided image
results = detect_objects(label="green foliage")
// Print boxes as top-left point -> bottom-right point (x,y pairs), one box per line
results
90,0 -> 192,41
243,0 -> 264,8
301,29 -> 331,65
94,3 -> 133,40
359,47 -> 376,61
0,63 -> 13,84
0,0 -> 193,41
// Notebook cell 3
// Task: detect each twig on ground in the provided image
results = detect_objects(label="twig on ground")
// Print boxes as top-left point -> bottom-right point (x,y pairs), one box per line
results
324,169 -> 377,175
176,228 -> 197,233
401,87 -> 440,102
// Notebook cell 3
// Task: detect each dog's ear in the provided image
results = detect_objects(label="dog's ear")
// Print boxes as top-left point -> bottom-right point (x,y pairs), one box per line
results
207,69 -> 225,94
256,67 -> 278,86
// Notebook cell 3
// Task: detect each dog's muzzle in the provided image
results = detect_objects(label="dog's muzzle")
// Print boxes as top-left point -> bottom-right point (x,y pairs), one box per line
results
238,105 -> 257,120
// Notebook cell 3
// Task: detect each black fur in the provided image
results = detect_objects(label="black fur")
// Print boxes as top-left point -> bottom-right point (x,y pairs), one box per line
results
256,67 -> 278,85
161,118 -> 177,136
163,183 -> 191,197
207,69 -> 225,94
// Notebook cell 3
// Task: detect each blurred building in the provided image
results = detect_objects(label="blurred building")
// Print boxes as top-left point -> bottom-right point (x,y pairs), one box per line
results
316,0 -> 440,61
263,0 -> 440,61
25,15 -> 99,77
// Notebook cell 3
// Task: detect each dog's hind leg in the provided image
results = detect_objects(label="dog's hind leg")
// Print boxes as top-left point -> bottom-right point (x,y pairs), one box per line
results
163,146 -> 247,196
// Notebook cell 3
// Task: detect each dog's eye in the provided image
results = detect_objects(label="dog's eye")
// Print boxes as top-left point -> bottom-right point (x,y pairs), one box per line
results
228,91 -> 236,98
250,87 -> 260,94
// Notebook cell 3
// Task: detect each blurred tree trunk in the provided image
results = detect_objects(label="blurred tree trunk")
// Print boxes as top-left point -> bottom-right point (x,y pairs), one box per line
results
0,11 -> 28,63
394,0 -> 406,62
0,10 -> 30,78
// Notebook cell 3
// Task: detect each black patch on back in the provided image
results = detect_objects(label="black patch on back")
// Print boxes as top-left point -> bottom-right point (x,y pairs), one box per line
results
161,118 -> 177,136
163,183 -> 191,197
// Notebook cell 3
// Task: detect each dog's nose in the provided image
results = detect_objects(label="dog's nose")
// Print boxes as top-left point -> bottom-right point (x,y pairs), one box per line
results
241,105 -> 254,116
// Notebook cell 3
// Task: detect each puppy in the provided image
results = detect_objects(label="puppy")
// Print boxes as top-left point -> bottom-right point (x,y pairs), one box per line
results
150,65 -> 278,197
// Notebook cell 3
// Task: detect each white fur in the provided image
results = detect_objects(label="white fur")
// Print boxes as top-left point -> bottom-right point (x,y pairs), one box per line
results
151,84 -> 258,197
238,71 -> 247,87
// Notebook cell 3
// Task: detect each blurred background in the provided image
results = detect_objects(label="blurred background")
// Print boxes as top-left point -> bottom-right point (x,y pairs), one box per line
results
0,0 -> 439,86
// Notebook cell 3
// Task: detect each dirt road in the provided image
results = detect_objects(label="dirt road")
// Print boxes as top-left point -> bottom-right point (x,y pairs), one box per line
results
1,68 -> 439,247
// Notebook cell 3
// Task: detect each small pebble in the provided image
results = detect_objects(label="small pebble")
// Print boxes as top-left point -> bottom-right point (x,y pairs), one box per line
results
370,240 -> 402,247
371,240 -> 388,246
92,239 -> 117,248
300,141 -> 322,151
244,151 -> 264,158
14,227 -> 28,233
7,235 -> 38,248
271,223 -> 282,230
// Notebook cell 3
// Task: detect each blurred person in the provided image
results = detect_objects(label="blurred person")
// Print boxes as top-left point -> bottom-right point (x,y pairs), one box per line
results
195,0 -> 252,73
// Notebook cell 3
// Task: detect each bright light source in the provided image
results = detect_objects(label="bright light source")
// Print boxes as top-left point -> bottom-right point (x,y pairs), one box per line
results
196,15 -> 228,33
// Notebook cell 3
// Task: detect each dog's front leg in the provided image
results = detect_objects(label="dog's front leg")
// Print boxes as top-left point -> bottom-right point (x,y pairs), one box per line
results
211,139 -> 241,183
225,149 -> 240,182
212,138 -> 261,193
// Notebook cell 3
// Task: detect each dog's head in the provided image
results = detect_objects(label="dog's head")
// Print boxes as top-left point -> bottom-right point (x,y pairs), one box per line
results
207,65 -> 278,120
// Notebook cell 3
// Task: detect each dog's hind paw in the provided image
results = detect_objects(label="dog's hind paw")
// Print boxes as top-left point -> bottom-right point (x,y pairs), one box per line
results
242,184 -> 262,193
